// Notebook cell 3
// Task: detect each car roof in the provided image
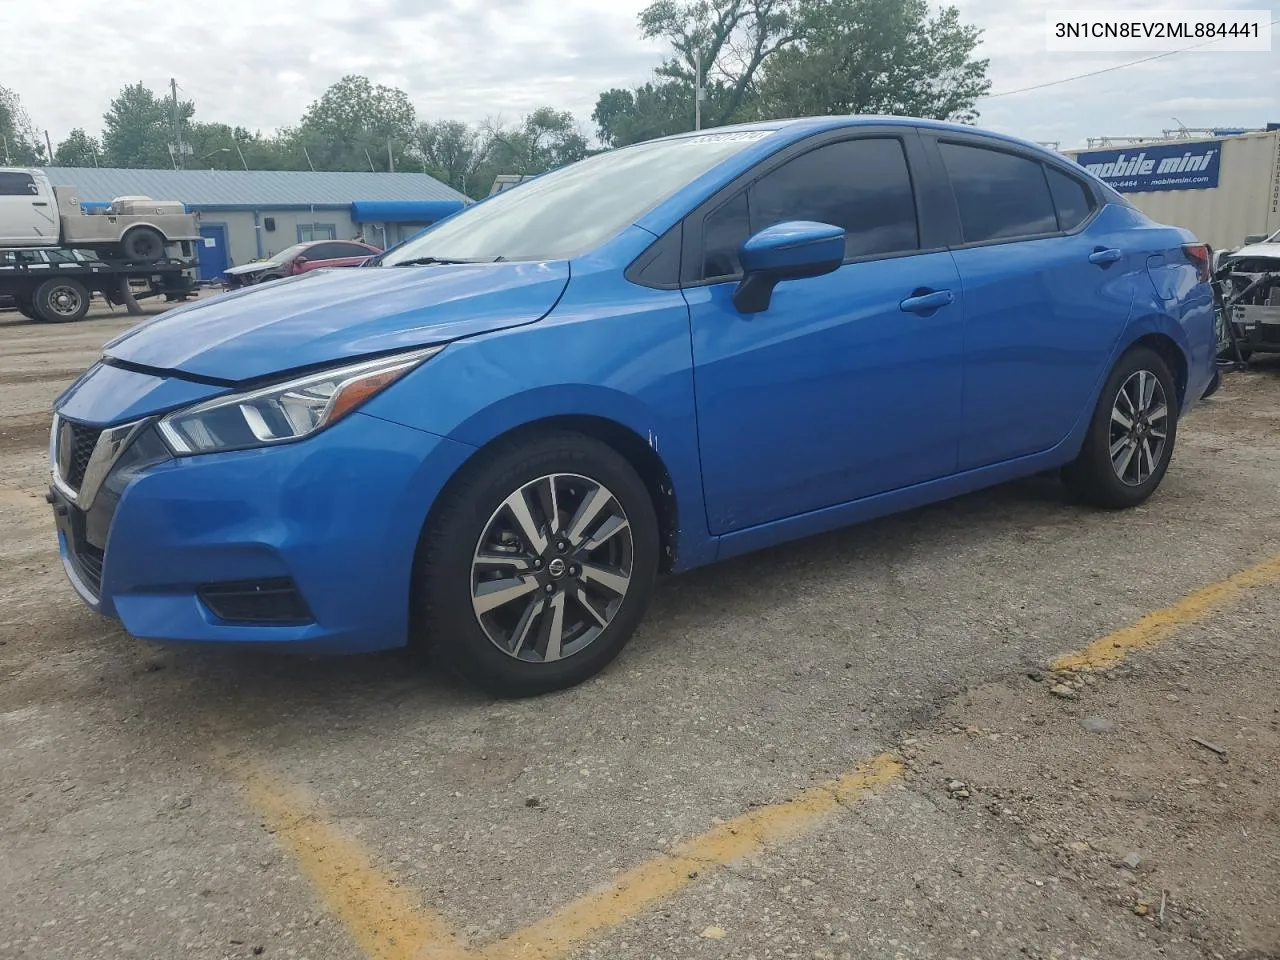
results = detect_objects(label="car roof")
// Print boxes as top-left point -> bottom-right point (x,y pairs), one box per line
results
629,115 -> 1071,239
651,115 -> 1060,158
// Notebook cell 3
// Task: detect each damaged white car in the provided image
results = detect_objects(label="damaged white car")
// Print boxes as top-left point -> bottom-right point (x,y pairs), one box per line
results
1215,229 -> 1280,360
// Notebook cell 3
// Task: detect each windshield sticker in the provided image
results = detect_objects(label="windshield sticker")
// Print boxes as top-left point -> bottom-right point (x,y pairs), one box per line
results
683,131 -> 772,144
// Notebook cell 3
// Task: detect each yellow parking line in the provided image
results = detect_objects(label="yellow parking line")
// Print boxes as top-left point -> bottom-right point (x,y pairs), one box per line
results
221,750 -> 470,960
219,555 -> 1280,960
479,753 -> 903,960
1052,553 -> 1280,672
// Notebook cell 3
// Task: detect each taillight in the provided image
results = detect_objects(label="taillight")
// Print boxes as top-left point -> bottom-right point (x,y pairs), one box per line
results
1183,242 -> 1211,282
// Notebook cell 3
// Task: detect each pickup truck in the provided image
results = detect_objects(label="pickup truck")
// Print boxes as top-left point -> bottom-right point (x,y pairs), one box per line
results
0,168 -> 199,262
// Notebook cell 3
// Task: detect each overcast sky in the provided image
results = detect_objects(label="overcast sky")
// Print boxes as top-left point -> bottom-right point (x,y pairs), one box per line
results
2,0 -> 1276,152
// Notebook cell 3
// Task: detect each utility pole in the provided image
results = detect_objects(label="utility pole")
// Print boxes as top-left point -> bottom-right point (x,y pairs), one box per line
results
233,140 -> 249,171
2,135 -> 9,164
301,145 -> 316,171
694,51 -> 702,131
387,136 -> 395,173
170,78 -> 183,169
44,130 -> 54,164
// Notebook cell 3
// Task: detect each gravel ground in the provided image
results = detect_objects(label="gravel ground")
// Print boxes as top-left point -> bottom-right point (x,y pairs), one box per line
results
1,304 -> 1278,960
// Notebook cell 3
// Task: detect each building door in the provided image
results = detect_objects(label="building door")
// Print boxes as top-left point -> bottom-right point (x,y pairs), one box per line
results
197,224 -> 229,281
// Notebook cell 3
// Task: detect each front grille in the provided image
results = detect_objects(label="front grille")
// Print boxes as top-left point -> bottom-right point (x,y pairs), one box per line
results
58,420 -> 103,491
198,578 -> 315,626
62,503 -> 104,597
72,541 -> 104,595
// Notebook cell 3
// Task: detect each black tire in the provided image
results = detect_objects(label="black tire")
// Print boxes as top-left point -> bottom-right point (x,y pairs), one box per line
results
122,226 -> 165,262
1062,345 -> 1178,509
1201,368 -> 1222,399
15,296 -> 39,321
32,278 -> 91,323
416,430 -> 659,697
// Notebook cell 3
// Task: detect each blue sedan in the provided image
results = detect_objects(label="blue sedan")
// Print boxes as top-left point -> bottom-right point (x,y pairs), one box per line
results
49,117 -> 1217,696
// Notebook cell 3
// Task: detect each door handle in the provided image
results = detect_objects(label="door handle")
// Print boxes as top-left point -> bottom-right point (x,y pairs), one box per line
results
32,201 -> 49,207
899,289 -> 954,314
1089,247 -> 1123,266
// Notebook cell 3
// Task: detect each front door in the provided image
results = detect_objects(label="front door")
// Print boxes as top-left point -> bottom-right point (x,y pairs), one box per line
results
686,135 -> 965,536
197,224 -> 229,281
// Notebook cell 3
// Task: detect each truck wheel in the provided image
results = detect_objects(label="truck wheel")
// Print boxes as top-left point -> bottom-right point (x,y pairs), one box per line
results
122,227 -> 165,262
15,296 -> 39,321
32,279 -> 91,323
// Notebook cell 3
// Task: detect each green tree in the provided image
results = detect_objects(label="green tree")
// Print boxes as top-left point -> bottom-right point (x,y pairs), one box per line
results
102,82 -> 193,168
0,85 -> 45,164
297,75 -> 416,171
412,119 -> 490,195
758,0 -> 989,122
53,128 -> 101,166
472,109 -> 589,194
592,82 -> 692,148
591,0 -> 802,146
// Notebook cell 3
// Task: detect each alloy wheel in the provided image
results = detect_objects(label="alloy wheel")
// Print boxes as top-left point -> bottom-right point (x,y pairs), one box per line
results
471,473 -> 634,663
1109,369 -> 1168,486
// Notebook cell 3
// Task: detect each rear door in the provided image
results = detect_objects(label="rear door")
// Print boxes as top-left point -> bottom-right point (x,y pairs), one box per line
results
925,135 -> 1134,469
0,170 -> 55,245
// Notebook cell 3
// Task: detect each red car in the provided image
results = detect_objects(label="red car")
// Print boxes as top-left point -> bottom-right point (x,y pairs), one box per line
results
222,240 -> 381,288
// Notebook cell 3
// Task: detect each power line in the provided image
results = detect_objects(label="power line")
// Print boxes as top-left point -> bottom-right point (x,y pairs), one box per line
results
982,18 -> 1279,99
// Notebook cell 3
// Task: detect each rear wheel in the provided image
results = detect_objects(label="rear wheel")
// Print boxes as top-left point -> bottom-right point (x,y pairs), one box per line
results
1062,346 -> 1177,508
14,295 -> 39,321
32,278 -> 90,323
416,431 -> 659,697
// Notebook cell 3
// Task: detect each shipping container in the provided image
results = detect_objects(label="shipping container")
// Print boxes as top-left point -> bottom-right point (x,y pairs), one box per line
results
1062,129 -> 1280,251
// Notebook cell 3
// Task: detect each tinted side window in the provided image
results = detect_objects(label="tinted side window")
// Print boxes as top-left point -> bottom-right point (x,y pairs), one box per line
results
750,138 -> 919,258
1045,166 -> 1094,231
333,243 -> 373,258
701,192 -> 751,281
304,243 -> 341,261
0,172 -> 37,196
939,142 -> 1057,243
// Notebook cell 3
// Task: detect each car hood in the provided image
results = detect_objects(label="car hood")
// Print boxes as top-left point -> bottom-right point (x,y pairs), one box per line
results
223,261 -> 277,276
103,260 -> 570,383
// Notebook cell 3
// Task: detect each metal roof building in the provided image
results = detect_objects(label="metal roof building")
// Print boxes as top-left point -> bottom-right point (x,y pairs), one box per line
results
43,167 -> 469,280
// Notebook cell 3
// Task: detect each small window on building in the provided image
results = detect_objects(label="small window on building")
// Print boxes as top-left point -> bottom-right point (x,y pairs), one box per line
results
297,223 -> 337,242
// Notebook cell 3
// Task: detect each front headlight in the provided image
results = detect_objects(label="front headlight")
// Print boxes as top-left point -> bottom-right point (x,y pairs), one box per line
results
158,346 -> 443,455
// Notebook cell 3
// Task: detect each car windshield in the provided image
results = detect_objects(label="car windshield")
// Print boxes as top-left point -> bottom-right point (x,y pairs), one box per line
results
380,130 -> 776,265
268,243 -> 309,264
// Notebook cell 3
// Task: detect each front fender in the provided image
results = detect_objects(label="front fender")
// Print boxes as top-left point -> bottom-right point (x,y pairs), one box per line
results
360,287 -> 717,571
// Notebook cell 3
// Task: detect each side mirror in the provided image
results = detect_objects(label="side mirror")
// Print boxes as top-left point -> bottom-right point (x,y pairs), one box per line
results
733,221 -> 845,314
293,256 -> 308,267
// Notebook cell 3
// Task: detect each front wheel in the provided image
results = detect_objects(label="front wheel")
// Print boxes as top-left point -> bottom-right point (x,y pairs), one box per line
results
1062,346 -> 1178,508
416,431 -> 659,697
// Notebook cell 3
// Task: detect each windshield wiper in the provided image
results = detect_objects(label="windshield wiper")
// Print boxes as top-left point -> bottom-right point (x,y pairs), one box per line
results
392,256 -> 484,267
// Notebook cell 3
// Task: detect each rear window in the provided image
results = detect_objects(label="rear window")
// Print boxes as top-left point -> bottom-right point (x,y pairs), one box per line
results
1045,167 -> 1095,231
939,142 -> 1058,243
0,171 -> 37,196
